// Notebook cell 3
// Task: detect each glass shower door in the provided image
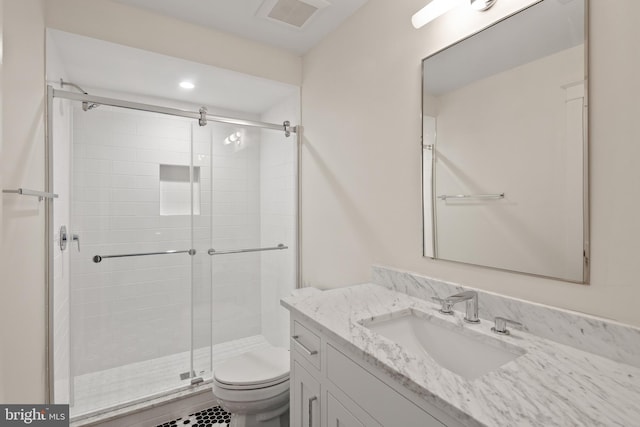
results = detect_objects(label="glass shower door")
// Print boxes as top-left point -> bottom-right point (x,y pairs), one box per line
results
203,119 -> 298,370
51,90 -> 298,419
64,104 -> 203,417
191,122 -> 213,380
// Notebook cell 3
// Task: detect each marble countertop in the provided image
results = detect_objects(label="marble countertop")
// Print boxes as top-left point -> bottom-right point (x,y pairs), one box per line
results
282,284 -> 640,427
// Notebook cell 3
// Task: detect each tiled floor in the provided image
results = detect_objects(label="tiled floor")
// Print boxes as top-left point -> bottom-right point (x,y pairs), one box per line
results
156,406 -> 230,427
72,335 -> 270,418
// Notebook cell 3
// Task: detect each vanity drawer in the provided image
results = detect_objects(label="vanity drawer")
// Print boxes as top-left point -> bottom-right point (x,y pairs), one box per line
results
326,344 -> 445,427
292,320 -> 321,370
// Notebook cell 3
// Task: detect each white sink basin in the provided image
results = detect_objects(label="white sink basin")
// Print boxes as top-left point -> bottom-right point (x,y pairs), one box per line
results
361,309 -> 525,380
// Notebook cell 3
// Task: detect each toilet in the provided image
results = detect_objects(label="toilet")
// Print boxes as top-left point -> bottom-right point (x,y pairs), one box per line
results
213,346 -> 290,427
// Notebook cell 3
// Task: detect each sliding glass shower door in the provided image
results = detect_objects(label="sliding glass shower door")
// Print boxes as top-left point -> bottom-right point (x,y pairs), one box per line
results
54,103 -> 211,416
50,90 -> 298,419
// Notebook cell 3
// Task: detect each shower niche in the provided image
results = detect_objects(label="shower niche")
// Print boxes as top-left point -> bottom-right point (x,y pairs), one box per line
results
159,164 -> 201,216
47,29 -> 299,420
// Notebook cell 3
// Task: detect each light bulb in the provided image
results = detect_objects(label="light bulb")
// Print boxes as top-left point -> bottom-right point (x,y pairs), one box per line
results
412,0 -> 464,29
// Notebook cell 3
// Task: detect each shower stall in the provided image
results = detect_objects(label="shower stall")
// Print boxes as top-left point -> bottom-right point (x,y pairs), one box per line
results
47,86 -> 299,420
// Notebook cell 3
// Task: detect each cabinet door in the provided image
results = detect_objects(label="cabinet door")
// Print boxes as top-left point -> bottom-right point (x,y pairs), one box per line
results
326,392 -> 365,427
292,360 -> 321,427
326,344 -> 446,427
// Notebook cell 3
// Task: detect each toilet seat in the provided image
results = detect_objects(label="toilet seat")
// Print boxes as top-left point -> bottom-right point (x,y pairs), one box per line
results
213,377 -> 290,403
213,346 -> 291,425
214,347 -> 290,389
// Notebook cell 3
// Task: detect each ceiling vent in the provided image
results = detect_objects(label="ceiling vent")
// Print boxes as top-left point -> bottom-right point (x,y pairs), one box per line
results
256,0 -> 331,29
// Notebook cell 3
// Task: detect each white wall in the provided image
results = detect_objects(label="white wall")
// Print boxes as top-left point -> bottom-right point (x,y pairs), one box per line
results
301,0 -> 640,327
0,0 -> 46,403
44,0 -> 301,86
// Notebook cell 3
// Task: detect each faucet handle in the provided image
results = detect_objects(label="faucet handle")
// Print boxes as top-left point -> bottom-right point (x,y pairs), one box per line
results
431,297 -> 454,315
492,317 -> 523,335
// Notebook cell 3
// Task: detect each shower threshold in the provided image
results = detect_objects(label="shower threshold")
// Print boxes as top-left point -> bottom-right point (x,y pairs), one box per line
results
70,335 -> 270,424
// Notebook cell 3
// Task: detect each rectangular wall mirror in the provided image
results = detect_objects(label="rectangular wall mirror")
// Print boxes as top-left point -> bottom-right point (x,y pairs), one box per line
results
422,0 -> 588,283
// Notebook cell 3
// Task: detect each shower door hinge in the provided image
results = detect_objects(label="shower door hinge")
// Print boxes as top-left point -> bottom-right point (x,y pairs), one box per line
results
191,377 -> 204,385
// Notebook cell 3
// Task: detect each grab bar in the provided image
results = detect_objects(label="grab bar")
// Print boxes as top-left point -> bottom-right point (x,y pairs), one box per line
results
208,244 -> 288,256
93,249 -> 196,263
438,193 -> 505,201
3,188 -> 59,201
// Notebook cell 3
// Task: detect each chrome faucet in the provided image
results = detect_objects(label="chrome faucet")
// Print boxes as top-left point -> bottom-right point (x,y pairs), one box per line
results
434,291 -> 480,324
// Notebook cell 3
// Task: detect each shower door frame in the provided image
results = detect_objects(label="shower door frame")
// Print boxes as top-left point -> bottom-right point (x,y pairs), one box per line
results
45,85 -> 302,405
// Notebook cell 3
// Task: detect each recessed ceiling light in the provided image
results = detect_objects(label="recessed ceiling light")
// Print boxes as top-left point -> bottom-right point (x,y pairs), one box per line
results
179,81 -> 195,89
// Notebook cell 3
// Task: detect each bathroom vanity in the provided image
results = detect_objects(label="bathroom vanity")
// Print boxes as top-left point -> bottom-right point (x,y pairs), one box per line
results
282,277 -> 640,427
288,308 -> 466,427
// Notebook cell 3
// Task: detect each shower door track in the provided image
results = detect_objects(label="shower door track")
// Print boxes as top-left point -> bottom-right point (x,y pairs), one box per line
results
50,87 -> 299,135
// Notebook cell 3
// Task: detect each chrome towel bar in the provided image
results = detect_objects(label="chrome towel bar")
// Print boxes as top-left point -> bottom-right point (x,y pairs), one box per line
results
438,193 -> 504,201
208,244 -> 288,256
93,249 -> 196,263
3,188 -> 59,201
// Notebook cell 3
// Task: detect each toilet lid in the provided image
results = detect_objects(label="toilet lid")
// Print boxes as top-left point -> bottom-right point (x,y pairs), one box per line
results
214,347 -> 290,387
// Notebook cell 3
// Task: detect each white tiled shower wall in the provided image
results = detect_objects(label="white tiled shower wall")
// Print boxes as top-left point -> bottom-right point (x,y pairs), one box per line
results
70,105 -> 264,376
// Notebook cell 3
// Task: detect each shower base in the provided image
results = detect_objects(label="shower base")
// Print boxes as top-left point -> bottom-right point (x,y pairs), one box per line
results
71,335 -> 270,421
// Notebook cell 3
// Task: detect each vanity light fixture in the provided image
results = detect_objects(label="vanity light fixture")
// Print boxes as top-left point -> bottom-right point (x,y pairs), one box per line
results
470,0 -> 496,11
179,81 -> 195,89
412,0 -> 497,29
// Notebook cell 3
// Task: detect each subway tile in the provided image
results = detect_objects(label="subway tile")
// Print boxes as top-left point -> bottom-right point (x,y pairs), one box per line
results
193,142 -> 210,155
85,145 -> 138,161
108,202 -> 158,216
110,132 -> 153,149
74,130 -> 111,147
112,161 -> 158,176
110,115 -> 137,134
74,173 -> 113,188
135,175 -> 158,189
110,175 -> 137,189
73,158 -> 112,174
136,149 -> 190,165
111,188 -> 159,203
73,216 -> 111,232
109,216 -> 160,230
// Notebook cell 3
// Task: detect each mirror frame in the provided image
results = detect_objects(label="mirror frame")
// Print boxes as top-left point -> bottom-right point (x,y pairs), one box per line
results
421,0 -> 590,284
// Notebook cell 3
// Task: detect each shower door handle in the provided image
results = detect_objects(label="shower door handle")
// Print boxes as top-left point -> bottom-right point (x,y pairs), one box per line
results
71,233 -> 80,251
60,226 -> 80,252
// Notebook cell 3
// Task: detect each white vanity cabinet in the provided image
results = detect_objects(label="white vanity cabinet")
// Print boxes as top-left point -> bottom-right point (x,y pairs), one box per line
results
291,360 -> 321,427
289,315 -> 465,427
